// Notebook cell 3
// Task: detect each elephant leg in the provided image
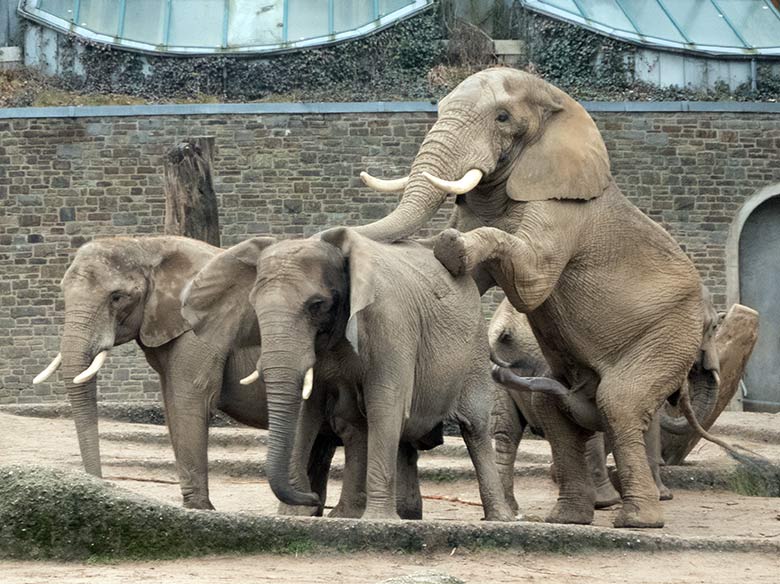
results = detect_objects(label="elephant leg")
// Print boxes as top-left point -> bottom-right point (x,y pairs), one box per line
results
586,433 -> 621,509
395,442 -> 422,520
646,412 -> 673,501
307,433 -> 337,510
532,391 -> 595,525
492,388 -> 525,515
328,421 -> 369,519
597,372 -> 675,528
457,374 -> 515,522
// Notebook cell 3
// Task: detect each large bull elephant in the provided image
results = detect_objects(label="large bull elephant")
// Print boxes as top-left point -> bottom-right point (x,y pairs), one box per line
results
354,68 -> 715,528
32,236 -> 337,510
181,228 -> 514,521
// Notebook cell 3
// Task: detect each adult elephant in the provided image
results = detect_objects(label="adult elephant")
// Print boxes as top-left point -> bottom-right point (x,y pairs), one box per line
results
356,68 -> 713,528
181,228 -> 514,521
32,236 -> 336,511
488,298 -> 672,513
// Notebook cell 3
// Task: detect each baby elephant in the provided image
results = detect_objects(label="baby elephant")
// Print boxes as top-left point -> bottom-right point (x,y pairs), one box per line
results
488,299 -> 671,513
182,227 -> 514,521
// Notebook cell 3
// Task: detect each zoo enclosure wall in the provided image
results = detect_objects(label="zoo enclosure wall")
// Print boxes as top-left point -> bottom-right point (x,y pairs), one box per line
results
0,101 -> 778,405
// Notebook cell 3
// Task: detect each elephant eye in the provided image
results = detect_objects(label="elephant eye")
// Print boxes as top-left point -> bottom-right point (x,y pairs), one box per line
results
110,291 -> 126,304
306,296 -> 329,317
496,111 -> 510,123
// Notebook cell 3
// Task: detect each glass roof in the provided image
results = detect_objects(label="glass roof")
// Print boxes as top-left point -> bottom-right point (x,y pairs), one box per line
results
522,0 -> 780,56
19,0 -> 432,55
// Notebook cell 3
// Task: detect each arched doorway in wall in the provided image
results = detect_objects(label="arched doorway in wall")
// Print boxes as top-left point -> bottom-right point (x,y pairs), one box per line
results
729,187 -> 780,412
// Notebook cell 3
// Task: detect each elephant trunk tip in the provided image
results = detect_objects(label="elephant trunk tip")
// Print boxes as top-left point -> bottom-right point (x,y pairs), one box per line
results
268,479 -> 321,508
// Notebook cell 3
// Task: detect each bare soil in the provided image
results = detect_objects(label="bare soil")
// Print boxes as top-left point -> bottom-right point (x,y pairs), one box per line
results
2,411 -> 779,583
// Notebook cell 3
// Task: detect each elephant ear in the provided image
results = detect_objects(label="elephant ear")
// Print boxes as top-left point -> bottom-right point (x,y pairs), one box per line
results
139,238 -> 217,348
179,237 -> 276,350
319,227 -> 376,355
507,88 -> 611,202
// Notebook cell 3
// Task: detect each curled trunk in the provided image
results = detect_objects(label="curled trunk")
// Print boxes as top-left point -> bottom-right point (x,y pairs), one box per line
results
660,369 -> 719,435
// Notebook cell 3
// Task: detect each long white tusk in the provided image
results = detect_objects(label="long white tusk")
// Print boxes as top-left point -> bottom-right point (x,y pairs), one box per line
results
301,367 -> 314,400
73,350 -> 109,384
421,169 -> 483,195
713,371 -> 721,386
360,171 -> 409,193
33,353 -> 62,385
240,370 -> 260,385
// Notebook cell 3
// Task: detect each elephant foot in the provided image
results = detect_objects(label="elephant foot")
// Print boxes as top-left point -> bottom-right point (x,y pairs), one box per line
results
277,502 -> 322,517
328,502 -> 364,519
183,496 -> 215,510
613,499 -> 664,529
594,481 -> 622,509
658,484 -> 674,501
483,507 -> 516,522
433,229 -> 470,277
545,500 -> 594,525
362,505 -> 401,521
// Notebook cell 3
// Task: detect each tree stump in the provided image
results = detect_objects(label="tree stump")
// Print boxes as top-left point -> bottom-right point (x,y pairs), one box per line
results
661,304 -> 760,465
163,138 -> 220,247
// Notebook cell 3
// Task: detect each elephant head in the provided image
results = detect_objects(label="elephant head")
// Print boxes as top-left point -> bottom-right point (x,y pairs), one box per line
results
356,67 -> 611,241
33,237 -> 216,477
488,298 -> 549,376
181,229 -> 374,507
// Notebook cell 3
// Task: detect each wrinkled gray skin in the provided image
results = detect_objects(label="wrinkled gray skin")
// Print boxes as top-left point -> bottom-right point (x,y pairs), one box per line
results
54,236 -> 337,510
355,68 -> 713,528
488,299 -> 672,512
182,227 -> 514,521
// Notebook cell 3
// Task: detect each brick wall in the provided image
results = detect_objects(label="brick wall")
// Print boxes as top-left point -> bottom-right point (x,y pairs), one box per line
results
1,106 -> 779,404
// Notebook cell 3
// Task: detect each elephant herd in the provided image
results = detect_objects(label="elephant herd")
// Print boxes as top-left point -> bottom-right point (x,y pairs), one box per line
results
33,68 -> 738,529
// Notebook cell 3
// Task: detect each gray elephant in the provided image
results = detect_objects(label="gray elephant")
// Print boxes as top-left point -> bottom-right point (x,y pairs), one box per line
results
181,227 -> 514,521
488,298 -> 672,513
354,68 -> 717,528
32,236 -> 337,510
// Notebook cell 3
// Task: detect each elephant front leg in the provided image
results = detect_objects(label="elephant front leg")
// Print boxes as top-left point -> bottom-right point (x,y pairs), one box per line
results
532,392 -> 596,525
395,442 -> 422,520
585,433 -> 621,509
327,421 -> 369,519
646,412 -> 672,501
491,388 -> 526,515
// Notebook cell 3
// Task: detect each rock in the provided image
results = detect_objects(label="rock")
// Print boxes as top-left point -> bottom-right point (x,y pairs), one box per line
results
378,572 -> 466,584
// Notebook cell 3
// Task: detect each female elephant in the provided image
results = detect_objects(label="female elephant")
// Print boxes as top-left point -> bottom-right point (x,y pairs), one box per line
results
181,227 -> 514,521
355,68 -> 712,528
488,298 -> 672,513
32,236 -> 336,510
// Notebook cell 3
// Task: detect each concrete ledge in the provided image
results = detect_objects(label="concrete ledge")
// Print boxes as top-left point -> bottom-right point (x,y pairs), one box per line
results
2,101 -> 780,119
1,465 -> 777,561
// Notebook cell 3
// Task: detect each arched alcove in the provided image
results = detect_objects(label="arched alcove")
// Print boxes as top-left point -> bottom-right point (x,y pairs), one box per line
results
726,185 -> 780,412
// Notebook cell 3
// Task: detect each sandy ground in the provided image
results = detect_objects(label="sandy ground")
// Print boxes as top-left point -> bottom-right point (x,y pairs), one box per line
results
2,411 -> 780,582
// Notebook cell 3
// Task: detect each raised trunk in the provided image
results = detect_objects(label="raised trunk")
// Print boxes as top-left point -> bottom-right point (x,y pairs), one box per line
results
60,336 -> 102,477
354,118 -> 466,242
660,370 -> 719,435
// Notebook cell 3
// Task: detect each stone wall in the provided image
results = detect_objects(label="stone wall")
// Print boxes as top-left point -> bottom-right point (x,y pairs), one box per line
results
1,103 -> 779,405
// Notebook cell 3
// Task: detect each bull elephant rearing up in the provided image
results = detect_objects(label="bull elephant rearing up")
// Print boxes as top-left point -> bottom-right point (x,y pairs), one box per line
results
355,68 -> 711,528
32,236 -> 337,510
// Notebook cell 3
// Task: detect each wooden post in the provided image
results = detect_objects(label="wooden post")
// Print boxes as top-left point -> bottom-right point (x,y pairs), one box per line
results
163,137 -> 221,247
661,304 -> 760,465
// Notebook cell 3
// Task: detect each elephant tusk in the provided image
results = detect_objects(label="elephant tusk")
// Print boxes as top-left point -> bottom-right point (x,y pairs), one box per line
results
421,169 -> 483,195
240,370 -> 260,385
73,350 -> 109,384
301,367 -> 314,400
713,371 -> 720,386
360,171 -> 409,193
33,353 -> 62,384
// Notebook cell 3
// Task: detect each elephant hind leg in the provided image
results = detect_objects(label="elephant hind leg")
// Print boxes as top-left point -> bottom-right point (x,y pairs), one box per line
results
532,391 -> 596,525
396,443 -> 422,520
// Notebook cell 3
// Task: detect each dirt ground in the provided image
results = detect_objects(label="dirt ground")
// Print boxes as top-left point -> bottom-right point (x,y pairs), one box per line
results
2,411 -> 779,582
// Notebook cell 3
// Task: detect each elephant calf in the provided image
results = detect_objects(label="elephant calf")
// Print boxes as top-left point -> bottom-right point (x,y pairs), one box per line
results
488,299 -> 672,514
182,227 -> 514,521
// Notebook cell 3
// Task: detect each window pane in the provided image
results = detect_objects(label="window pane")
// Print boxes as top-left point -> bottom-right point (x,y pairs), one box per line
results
379,1 -> 413,17
78,0 -> 120,33
538,0 -> 581,15
169,0 -> 224,47
40,0 -> 75,21
334,1 -> 373,31
718,0 -> 780,48
228,0 -> 284,46
577,0 -> 635,32
663,0 -> 744,47
124,0 -> 166,44
287,0 -> 329,41
618,0 -> 686,43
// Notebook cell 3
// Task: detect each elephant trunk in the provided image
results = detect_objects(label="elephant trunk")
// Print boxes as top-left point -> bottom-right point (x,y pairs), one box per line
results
660,369 -> 719,435
355,117 -> 475,242
60,325 -> 103,477
258,318 -> 320,507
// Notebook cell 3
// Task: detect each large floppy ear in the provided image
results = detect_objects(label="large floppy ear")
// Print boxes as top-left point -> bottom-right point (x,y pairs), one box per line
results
319,227 -> 376,355
138,238 -> 217,348
178,237 -> 276,350
507,84 -> 611,202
